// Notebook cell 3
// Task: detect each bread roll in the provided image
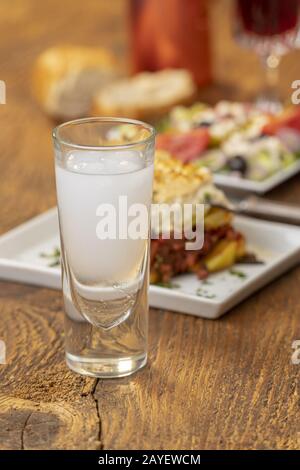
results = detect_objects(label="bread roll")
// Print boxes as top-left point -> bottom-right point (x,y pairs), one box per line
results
92,69 -> 197,120
32,46 -> 118,119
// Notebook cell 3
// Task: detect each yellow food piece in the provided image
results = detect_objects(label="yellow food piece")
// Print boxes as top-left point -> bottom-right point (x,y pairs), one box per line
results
204,239 -> 238,272
153,150 -> 212,203
204,207 -> 233,230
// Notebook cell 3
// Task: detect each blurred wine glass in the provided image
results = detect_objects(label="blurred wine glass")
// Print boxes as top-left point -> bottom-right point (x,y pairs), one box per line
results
234,0 -> 300,112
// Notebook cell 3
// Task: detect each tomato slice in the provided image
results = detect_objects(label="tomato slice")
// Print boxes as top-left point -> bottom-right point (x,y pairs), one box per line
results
156,129 -> 210,163
263,107 -> 300,135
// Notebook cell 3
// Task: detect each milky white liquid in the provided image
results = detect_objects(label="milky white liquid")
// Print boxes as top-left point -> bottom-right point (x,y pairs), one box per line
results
56,150 -> 153,286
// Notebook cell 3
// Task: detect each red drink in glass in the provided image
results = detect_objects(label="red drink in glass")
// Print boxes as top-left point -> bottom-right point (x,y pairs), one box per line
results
237,0 -> 298,36
234,0 -> 300,111
235,0 -> 300,54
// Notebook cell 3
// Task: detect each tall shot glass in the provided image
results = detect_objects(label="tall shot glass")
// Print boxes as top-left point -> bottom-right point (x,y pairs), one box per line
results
52,118 -> 155,378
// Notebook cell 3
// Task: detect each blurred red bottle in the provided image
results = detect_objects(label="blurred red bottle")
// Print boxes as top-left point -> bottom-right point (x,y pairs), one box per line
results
129,0 -> 212,86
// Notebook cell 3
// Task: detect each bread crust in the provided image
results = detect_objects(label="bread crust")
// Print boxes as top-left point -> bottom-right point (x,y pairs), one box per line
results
92,69 -> 197,120
32,46 -> 118,119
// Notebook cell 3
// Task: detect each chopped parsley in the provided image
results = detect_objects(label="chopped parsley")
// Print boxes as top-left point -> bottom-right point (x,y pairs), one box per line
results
229,269 -> 247,279
203,192 -> 212,204
40,247 -> 61,267
196,288 -> 216,299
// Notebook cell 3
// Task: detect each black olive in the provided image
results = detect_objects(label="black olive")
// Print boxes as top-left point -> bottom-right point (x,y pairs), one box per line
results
251,134 -> 266,142
194,121 -> 212,128
228,155 -> 248,174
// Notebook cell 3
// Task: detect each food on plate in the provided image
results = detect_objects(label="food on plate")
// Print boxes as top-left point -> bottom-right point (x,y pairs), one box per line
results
92,69 -> 196,120
150,150 -> 246,283
32,46 -> 119,119
263,106 -> 300,135
156,101 -> 300,181
156,128 -> 210,163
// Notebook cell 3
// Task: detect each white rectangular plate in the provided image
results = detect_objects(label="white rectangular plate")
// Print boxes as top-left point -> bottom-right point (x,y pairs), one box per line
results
213,159 -> 300,194
0,208 -> 300,319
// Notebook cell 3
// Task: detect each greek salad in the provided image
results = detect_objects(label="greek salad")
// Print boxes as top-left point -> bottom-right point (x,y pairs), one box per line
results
156,101 -> 300,182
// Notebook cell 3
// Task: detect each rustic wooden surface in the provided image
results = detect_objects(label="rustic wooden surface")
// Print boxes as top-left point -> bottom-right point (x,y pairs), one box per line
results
0,0 -> 300,450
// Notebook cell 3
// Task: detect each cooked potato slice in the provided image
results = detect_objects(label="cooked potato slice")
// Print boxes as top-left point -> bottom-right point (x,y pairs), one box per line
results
204,208 -> 233,230
204,239 -> 237,272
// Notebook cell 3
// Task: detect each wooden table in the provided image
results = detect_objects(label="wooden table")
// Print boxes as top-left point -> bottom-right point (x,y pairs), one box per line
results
0,0 -> 299,450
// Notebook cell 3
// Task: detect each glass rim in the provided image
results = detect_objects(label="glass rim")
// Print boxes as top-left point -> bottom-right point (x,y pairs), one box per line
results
52,116 -> 156,151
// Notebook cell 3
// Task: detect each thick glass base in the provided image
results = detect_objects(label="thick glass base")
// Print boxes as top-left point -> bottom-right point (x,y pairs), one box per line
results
66,352 -> 147,378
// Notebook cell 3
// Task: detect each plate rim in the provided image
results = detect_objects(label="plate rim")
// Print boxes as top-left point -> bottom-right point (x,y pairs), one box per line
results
213,159 -> 300,194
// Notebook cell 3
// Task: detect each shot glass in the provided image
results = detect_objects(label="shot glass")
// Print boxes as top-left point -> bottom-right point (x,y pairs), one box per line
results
52,117 -> 155,378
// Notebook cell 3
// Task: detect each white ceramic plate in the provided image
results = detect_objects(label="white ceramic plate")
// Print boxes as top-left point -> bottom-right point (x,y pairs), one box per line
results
0,208 -> 300,319
213,159 -> 300,194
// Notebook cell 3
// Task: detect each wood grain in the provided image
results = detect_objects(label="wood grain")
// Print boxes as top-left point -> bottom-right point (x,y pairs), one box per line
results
0,395 -> 100,450
0,283 -> 100,449
0,0 -> 300,450
97,277 -> 300,449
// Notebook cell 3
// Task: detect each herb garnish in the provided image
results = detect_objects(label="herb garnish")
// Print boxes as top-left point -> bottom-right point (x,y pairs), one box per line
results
196,288 -> 216,299
40,247 -> 61,267
203,192 -> 212,204
229,269 -> 247,279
